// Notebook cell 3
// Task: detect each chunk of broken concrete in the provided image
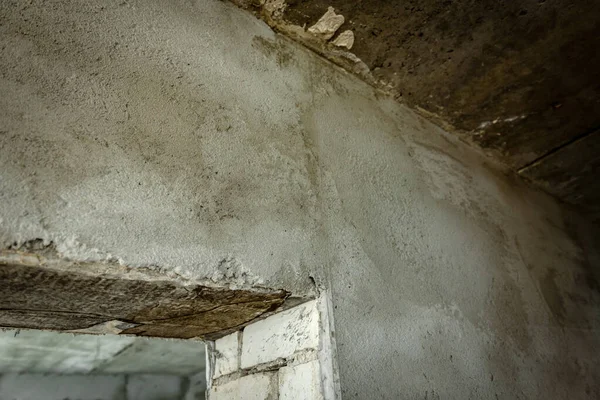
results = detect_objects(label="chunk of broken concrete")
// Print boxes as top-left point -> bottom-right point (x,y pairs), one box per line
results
263,0 -> 286,19
308,7 -> 345,41
332,30 -> 354,50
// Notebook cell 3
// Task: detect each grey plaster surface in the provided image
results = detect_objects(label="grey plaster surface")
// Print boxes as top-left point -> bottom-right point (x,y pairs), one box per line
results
100,337 -> 206,376
0,329 -> 205,376
0,373 -> 206,400
0,373 -> 127,400
1,0 -> 599,398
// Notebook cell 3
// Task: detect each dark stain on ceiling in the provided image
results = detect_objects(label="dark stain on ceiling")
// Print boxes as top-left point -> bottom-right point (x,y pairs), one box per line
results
241,0 -> 600,221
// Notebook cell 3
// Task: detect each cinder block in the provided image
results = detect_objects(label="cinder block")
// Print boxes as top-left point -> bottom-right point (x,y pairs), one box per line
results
279,360 -> 323,400
209,372 -> 276,400
213,331 -> 240,378
241,300 -> 319,368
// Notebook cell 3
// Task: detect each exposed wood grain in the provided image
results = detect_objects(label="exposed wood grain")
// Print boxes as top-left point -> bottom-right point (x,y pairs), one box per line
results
0,249 -> 289,339
519,129 -> 600,219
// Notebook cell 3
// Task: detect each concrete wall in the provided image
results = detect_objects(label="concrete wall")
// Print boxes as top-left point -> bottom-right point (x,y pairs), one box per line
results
1,0 -> 599,399
0,329 -> 206,376
0,329 -> 207,400
0,372 -> 206,400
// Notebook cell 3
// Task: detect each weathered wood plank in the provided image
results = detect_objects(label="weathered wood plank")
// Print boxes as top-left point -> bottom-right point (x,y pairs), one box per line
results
519,129 -> 600,218
0,248 -> 289,339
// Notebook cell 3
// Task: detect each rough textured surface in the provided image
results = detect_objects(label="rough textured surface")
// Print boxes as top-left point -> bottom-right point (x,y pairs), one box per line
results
1,0 -> 600,399
242,0 -> 600,221
213,332 -> 240,378
209,372 -> 277,400
0,249 -> 287,339
279,360 -> 322,400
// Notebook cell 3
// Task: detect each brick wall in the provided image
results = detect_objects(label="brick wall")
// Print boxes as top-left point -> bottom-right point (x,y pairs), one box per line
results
207,296 -> 339,400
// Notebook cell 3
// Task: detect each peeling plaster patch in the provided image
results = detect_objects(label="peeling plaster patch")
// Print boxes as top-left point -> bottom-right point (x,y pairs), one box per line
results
332,30 -> 354,50
233,0 -> 375,87
307,7 -> 345,40
211,256 -> 261,288
54,235 -> 124,265
263,0 -> 287,19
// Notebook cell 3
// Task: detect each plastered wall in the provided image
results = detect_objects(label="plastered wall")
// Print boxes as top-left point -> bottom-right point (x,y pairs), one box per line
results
1,0 -> 599,398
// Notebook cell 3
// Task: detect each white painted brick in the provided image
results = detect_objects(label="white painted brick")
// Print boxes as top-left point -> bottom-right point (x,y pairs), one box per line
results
213,331 -> 240,378
209,373 -> 276,400
241,300 -> 319,368
279,360 -> 323,400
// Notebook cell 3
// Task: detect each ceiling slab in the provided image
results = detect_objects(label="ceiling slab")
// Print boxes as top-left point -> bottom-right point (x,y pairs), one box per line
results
519,129 -> 600,219
280,0 -> 600,167
236,0 -> 600,220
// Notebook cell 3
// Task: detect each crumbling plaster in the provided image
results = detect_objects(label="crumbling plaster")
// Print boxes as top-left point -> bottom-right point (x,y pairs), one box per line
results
1,0 -> 599,398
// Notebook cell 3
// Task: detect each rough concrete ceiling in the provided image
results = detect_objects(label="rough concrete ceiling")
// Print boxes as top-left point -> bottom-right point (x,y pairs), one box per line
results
235,0 -> 600,220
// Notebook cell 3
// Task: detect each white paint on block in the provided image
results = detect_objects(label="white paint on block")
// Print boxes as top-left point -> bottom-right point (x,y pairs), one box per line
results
208,298 -> 336,399
241,300 -> 319,368
316,294 -> 341,400
279,360 -> 323,400
213,332 -> 240,378
209,372 -> 276,400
